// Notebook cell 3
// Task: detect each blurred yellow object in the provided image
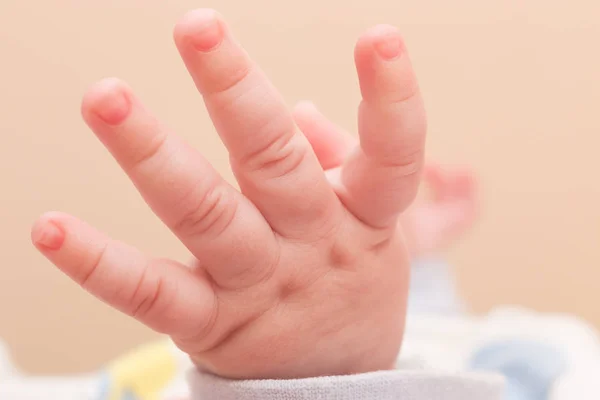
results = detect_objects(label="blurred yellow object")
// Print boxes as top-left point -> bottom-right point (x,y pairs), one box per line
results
102,340 -> 177,400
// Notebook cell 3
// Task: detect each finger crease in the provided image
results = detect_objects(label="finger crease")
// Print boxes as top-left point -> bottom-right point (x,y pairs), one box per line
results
132,271 -> 162,319
205,64 -> 253,97
130,132 -> 169,171
79,241 -> 109,290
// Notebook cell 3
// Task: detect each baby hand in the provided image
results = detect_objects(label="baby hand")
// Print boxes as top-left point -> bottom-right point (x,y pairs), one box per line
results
31,9 -> 426,380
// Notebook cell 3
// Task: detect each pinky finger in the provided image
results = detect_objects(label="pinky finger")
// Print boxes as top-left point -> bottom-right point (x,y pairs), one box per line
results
31,212 -> 216,338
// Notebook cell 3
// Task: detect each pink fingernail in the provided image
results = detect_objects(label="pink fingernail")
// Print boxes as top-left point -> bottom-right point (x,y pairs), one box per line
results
189,12 -> 223,52
32,219 -> 65,251
373,29 -> 403,60
93,85 -> 131,126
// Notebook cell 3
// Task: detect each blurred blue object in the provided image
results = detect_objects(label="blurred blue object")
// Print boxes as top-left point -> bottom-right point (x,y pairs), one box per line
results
469,339 -> 567,400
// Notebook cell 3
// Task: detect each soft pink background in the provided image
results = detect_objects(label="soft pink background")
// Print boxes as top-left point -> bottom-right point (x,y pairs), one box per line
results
1,0 -> 598,373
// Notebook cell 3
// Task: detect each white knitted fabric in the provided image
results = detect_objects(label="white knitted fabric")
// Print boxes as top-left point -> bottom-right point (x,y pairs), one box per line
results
189,369 -> 504,400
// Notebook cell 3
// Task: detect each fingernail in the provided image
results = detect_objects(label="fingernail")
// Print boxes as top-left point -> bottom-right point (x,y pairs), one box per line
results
32,219 -> 65,250
93,84 -> 131,126
373,29 -> 403,60
189,11 -> 223,52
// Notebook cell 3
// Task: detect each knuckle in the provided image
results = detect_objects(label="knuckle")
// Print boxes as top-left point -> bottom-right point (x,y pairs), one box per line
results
173,185 -> 238,239
79,242 -> 109,290
387,80 -> 420,105
205,63 -> 253,97
129,262 -> 162,319
240,126 -> 309,179
380,146 -> 423,177
127,262 -> 180,335
222,245 -> 281,291
128,132 -> 170,172
172,297 -> 220,352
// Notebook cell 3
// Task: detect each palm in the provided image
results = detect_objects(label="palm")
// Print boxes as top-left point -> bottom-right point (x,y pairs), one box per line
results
181,229 -> 408,379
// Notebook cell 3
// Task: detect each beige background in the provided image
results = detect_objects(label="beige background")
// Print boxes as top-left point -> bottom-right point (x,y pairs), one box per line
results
0,0 -> 598,374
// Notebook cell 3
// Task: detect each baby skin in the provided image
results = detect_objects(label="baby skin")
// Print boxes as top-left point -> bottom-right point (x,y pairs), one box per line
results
30,9 -> 470,381
292,104 -> 478,259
